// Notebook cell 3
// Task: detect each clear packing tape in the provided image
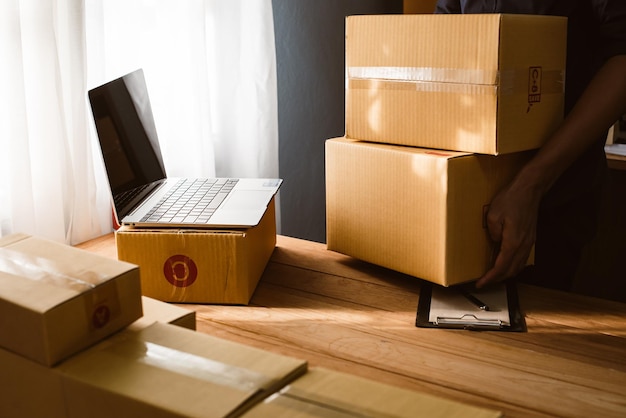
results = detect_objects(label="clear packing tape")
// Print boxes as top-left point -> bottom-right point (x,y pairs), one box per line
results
0,247 -> 100,294
108,338 -> 275,393
347,66 -> 565,96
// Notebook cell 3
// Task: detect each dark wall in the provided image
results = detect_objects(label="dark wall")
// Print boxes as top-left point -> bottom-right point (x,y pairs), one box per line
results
272,0 -> 403,243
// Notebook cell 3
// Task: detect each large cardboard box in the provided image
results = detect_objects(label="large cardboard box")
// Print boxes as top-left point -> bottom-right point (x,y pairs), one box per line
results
345,14 -> 567,155
325,137 -> 532,286
0,347 -> 66,418
59,322 -> 308,418
0,298 -> 195,418
0,234 -> 142,366
242,367 -> 502,417
116,199 -> 276,304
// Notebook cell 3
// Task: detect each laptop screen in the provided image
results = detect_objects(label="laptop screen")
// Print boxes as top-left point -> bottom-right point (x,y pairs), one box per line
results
88,69 -> 167,215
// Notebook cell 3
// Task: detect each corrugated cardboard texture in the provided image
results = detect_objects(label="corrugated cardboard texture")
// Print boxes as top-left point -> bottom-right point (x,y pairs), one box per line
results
242,367 -> 502,418
345,14 -> 566,154
116,199 -> 276,304
326,137 -> 531,286
0,234 -> 142,366
59,322 -> 307,418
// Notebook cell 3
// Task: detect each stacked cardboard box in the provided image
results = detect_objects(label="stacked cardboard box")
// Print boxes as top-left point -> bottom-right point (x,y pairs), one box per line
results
0,233 -> 308,418
326,14 -> 567,286
0,233 -> 141,417
0,233 -> 143,366
0,293 -> 197,418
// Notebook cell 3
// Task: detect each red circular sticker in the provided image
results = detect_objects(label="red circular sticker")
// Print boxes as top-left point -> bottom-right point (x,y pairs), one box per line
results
92,305 -> 111,329
163,255 -> 198,287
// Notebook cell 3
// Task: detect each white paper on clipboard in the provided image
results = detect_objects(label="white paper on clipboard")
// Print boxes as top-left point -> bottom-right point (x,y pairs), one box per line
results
428,283 -> 510,327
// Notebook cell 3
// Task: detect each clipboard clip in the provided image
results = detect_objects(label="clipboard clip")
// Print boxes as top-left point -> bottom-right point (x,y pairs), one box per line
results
435,314 -> 504,330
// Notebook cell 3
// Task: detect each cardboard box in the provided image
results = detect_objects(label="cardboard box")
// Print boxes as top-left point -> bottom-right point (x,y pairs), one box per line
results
0,347 -> 67,418
128,296 -> 196,332
59,322 -> 308,418
242,367 -> 502,418
116,199 -> 277,304
0,298 -> 194,418
0,234 -> 142,366
345,14 -> 567,155
325,137 -> 532,286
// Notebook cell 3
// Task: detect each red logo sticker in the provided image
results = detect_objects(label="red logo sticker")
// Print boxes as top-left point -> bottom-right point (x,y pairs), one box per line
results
92,305 -> 111,329
163,255 -> 198,287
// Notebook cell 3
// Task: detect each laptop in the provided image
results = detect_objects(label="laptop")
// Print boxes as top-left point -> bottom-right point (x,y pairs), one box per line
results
88,69 -> 282,228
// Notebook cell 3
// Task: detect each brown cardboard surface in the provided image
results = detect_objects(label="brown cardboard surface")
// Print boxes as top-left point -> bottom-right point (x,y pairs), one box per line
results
0,234 -> 142,366
127,296 -> 196,332
325,137 -> 532,286
59,322 -> 308,418
242,367 -> 502,418
0,347 -> 66,418
345,14 -> 566,155
0,296 -> 194,418
116,199 -> 276,304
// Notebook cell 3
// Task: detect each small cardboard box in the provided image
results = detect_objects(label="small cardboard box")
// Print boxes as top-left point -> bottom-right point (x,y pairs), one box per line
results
0,234 -> 142,366
242,367 -> 502,418
0,298 -> 195,418
326,137 -> 532,286
345,14 -> 567,155
59,322 -> 308,418
116,199 -> 276,304
128,296 -> 196,332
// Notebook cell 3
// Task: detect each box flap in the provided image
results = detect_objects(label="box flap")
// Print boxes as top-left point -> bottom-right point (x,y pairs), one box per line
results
244,367 -> 502,418
60,322 -> 307,417
346,14 -> 502,85
127,296 -> 196,332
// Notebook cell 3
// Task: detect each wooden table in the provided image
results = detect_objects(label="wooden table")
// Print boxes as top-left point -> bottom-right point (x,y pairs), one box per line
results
77,234 -> 626,418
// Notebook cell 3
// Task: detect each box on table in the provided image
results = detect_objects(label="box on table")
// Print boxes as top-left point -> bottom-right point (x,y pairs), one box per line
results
345,14 -> 567,155
127,296 -> 196,332
0,233 -> 142,366
0,298 -> 195,418
325,137 -> 532,286
0,347 -> 66,418
59,322 -> 308,418
242,367 -> 502,418
116,199 -> 276,304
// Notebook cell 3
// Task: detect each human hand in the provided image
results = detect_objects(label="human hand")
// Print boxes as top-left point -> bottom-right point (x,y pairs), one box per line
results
476,181 -> 541,288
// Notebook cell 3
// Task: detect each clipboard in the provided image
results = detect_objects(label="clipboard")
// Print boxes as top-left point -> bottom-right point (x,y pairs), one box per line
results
415,281 -> 526,332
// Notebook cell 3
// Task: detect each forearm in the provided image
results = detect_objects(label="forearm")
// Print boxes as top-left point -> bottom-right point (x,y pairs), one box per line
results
510,54 -> 626,198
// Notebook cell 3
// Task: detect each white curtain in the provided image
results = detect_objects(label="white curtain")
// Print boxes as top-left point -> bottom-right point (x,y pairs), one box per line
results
0,0 -> 279,245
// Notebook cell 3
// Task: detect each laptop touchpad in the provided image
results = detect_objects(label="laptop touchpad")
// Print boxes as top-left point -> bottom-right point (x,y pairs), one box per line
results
221,190 -> 272,210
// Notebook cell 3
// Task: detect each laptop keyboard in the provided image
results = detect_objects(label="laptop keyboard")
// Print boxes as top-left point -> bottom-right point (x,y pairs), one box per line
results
141,178 -> 239,224
114,183 -> 152,211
